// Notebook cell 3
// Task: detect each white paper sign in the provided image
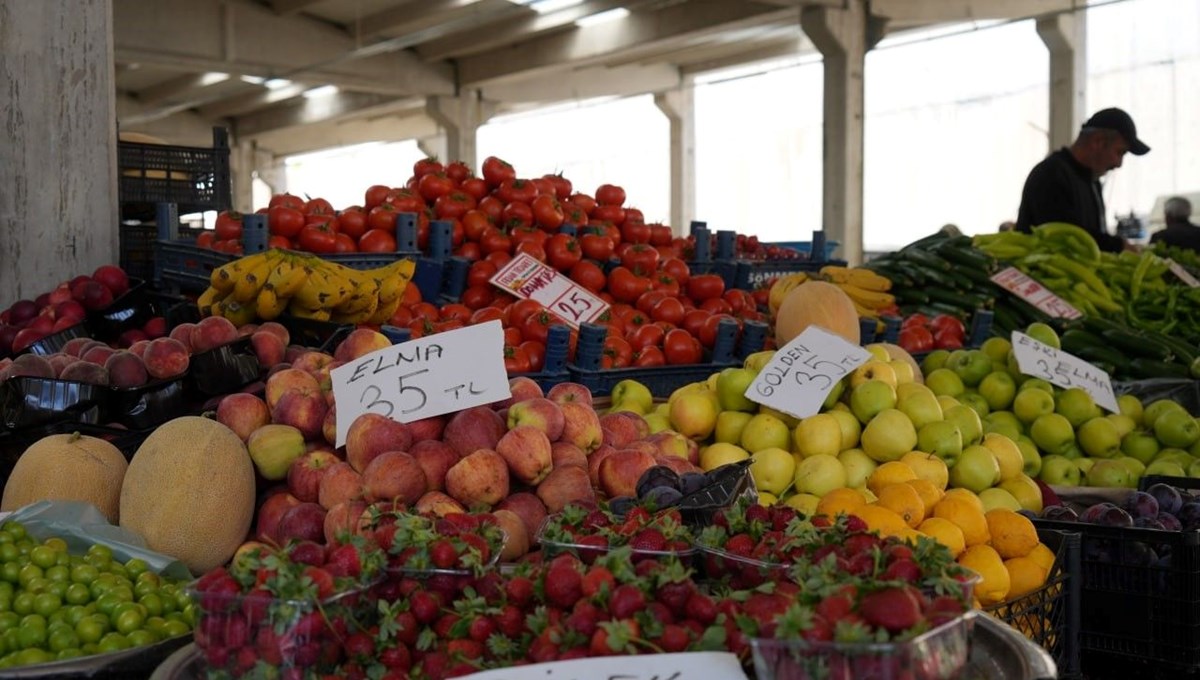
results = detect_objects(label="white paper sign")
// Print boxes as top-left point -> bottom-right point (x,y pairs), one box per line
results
457,652 -> 748,680
743,326 -> 872,419
1010,331 -> 1119,413
990,267 -> 1082,319
489,252 -> 609,328
1168,259 -> 1200,288
330,320 -> 511,447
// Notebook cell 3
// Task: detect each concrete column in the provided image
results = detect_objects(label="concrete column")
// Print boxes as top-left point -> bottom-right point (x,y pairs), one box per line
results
0,0 -> 118,302
417,135 -> 449,163
425,92 -> 497,171
654,84 -> 697,235
231,140 -> 256,213
802,1 -> 867,265
1037,10 -> 1087,150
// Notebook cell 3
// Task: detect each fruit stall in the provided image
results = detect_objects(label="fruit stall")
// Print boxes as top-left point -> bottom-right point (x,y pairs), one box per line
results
8,153 -> 1200,680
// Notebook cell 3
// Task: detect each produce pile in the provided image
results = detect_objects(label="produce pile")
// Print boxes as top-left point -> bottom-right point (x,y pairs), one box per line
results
0,266 -> 140,356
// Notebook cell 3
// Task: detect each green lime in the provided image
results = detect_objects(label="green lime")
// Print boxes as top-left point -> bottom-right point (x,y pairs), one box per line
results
48,628 -> 79,652
55,648 -> 84,660
16,564 -> 42,588
75,616 -> 105,644
33,593 -> 61,617
64,583 -> 90,606
138,593 -> 163,617
15,647 -> 51,666
0,563 -> 18,585
44,565 -> 69,583
29,546 -> 56,570
16,624 -> 46,650
161,619 -> 190,638
70,564 -> 98,584
3,523 -> 27,541
127,628 -> 157,647
97,632 -> 130,653
46,582 -> 67,599
11,593 -> 33,616
0,613 -> 17,633
114,608 -> 144,635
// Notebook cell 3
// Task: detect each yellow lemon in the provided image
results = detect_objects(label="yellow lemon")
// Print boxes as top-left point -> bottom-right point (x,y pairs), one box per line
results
855,504 -> 908,536
959,544 -> 1010,606
942,488 -> 985,513
867,461 -> 917,496
876,483 -> 926,529
816,487 -> 867,519
986,509 -> 1040,559
757,491 -> 779,507
783,492 -> 820,516
918,517 -> 966,558
905,479 -> 945,513
933,496 -> 990,547
1027,543 -> 1056,573
1005,556 -> 1048,598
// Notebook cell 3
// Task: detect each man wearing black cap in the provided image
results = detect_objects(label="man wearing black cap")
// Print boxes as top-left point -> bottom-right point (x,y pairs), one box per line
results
1016,108 -> 1150,252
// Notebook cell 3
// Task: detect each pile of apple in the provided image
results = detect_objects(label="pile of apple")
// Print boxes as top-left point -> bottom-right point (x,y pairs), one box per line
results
0,265 -> 134,355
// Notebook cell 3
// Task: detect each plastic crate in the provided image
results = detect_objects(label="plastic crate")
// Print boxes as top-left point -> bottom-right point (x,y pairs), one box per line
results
984,528 -> 1081,679
510,323 -> 571,391
119,221 -> 205,282
275,315 -> 354,353
1033,514 -> 1200,675
0,375 -> 105,429
117,127 -> 231,216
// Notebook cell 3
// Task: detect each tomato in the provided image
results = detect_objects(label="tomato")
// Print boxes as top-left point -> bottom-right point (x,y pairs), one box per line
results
608,267 -> 652,304
389,305 -> 414,327
636,290 -> 668,315
520,311 -> 556,344
306,213 -> 337,231
470,306 -> 503,325
521,340 -> 547,372
215,211 -> 243,241
621,220 -> 650,244
359,229 -> 397,253
723,289 -> 752,315
542,173 -> 572,199
468,260 -> 498,288
485,250 -> 512,269
647,297 -> 684,325
195,230 -> 216,249
506,299 -> 540,327
460,177 -> 488,201
687,274 -> 725,302
699,313 -> 735,349
365,184 -> 391,210
409,302 -> 438,323
569,260 -> 606,293
602,336 -> 633,368
434,192 -> 476,221
933,329 -> 964,350
681,309 -> 710,337
439,304 -> 471,323
456,241 -> 482,261
568,193 -> 597,216
663,329 -> 701,365
620,244 -> 660,276
628,323 -> 664,351
541,233 -> 578,272
601,223 -> 622,246
659,257 -> 690,287
595,184 -> 626,206
385,189 -> 424,213
408,319 -> 431,339
504,344 -> 532,373
898,325 -> 934,354
930,314 -> 965,340
413,157 -> 444,179
633,346 -> 665,367
480,228 -> 513,255
592,204 -> 626,226
700,297 -> 733,315
482,156 -> 516,188
652,273 -> 680,296
515,240 -> 546,262
478,196 -> 504,222
649,224 -> 673,247
337,209 -> 367,239
268,235 -> 291,249
502,201 -> 533,230
900,313 -> 928,330
531,194 -> 565,231
417,172 -> 455,202
304,197 -> 334,215
267,205 -> 305,238
366,205 -> 399,233
579,233 -> 614,262
298,223 -> 337,253
618,306 -> 650,329
496,179 -> 538,205
511,226 -> 546,249
460,285 -> 494,310
563,204 -> 588,228
269,193 -> 304,210
462,210 -> 492,242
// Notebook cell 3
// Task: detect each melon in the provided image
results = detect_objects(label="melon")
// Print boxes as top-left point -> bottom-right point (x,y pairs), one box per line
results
774,281 -> 861,346
119,416 -> 256,574
1,433 -> 128,523
879,342 -> 924,384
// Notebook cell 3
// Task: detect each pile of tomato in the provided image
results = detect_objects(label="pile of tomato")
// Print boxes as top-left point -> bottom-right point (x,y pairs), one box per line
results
896,313 -> 968,354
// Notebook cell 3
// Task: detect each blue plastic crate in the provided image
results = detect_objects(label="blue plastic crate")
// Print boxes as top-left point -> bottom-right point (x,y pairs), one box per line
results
510,324 -> 571,392
156,239 -> 236,292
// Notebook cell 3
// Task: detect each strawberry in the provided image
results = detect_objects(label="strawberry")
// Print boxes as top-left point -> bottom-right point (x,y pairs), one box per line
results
446,638 -> 484,661
460,533 -> 492,564
411,591 -> 442,624
430,539 -> 458,569
883,558 -> 922,583
505,576 -> 535,607
744,503 -> 770,524
580,566 -> 615,599
565,600 -> 603,637
815,593 -> 854,622
656,581 -> 694,616
645,601 -> 674,625
845,515 -> 868,533
858,586 -> 923,633
392,610 -> 419,647
659,623 -> 691,652
343,632 -> 374,663
303,566 -> 335,600
495,604 -> 525,638
467,616 -> 496,643
608,583 -> 646,619
630,528 -> 667,552
886,544 -> 914,561
544,563 -> 583,609
723,533 -> 755,557
684,592 -> 717,625
234,645 -> 257,673
846,552 -> 875,576
434,612 -> 462,639
589,619 -> 640,656
287,540 -> 326,567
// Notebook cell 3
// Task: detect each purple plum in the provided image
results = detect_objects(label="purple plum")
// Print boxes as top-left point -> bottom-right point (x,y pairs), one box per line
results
1041,506 -> 1079,522
1122,491 -> 1159,520
1081,502 -> 1117,524
1178,502 -> 1200,530
1147,483 -> 1184,516
1099,506 -> 1134,528
1159,512 -> 1183,531
1134,516 -> 1166,530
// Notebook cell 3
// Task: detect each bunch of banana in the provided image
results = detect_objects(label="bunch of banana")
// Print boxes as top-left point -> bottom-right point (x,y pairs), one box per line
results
198,249 -> 416,327
819,265 -> 895,319
767,272 -> 808,316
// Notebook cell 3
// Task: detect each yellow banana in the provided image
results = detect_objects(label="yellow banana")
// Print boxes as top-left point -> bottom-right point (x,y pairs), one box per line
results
255,286 -> 288,321
851,299 -> 880,320
768,273 -> 808,317
197,286 -> 225,317
232,251 -> 281,303
212,250 -> 269,293
366,296 -> 402,326
332,297 -> 379,325
265,256 -> 308,299
287,299 -> 332,322
821,266 -> 892,292
840,283 -> 895,310
215,299 -> 257,327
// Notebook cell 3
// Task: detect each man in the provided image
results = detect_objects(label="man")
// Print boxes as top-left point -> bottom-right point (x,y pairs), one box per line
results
1151,197 -> 1200,251
1016,108 -> 1150,252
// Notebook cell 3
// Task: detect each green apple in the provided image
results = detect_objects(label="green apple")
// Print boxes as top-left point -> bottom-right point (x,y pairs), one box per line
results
860,409 -> 918,463
943,404 -> 983,447
1142,399 -> 1186,430
1075,457 -> 1095,476
643,413 -> 672,434
1146,460 -> 1187,478
1018,378 -> 1055,394
1116,456 -> 1146,480
1016,435 -> 1042,477
921,349 -> 951,374
828,409 -> 862,450
740,413 -> 791,453
793,413 -> 843,458
669,391 -> 719,440
1120,429 -> 1160,465
937,395 -> 961,412
611,379 -> 654,414
978,487 -> 1022,512
1153,449 -> 1195,471
918,421 -> 964,468
1025,322 -> 1060,349
1077,416 -> 1122,459
838,448 -> 878,488
984,419 -> 1022,442
1190,436 -> 1200,458
1154,409 -> 1200,448
822,378 -> 848,410
750,447 -> 795,496
985,411 -> 1024,437
715,368 -> 758,412
700,442 -> 750,471
609,401 -> 647,416
715,411 -> 753,444
743,350 -> 775,372
849,380 -> 897,424
1188,459 -> 1200,478
949,445 -> 1001,493
1086,459 -> 1135,488
978,371 -> 1017,411
794,454 -> 848,497
1060,441 -> 1084,460
982,433 -> 1025,482
1106,414 -> 1137,439
1030,413 -> 1075,457
1000,475 -> 1044,513
247,424 -> 306,480
850,360 -> 898,389
959,392 -> 991,419
1039,455 -> 1081,486
1012,388 -> 1055,425
1117,394 -> 1144,422
981,337 -> 1012,362
949,349 -> 994,388
895,383 -> 943,430
758,405 -> 800,429
924,368 -> 965,398
1055,388 -> 1100,428
1006,349 -> 1023,379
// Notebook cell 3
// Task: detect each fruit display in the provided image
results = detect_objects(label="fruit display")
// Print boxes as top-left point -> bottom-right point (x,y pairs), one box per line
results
863,233 -> 996,322
897,313 -> 969,354
0,266 -> 138,356
536,503 -> 695,561
1,433 -> 128,523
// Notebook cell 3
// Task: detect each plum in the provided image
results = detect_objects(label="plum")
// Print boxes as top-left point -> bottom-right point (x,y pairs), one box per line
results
608,496 -> 636,517
1134,516 -> 1166,530
1041,506 -> 1079,522
1099,506 -> 1134,528
1159,512 -> 1183,532
1146,483 -> 1184,516
1081,503 -> 1116,524
679,472 -> 707,497
635,466 -> 680,499
1122,491 -> 1159,520
1178,502 -> 1200,530
643,486 -> 683,510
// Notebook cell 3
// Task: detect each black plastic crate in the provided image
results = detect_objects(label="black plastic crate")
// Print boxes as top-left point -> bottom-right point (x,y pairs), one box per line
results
120,222 -> 205,281
156,239 -> 236,292
186,336 -> 260,397
984,528 -> 1081,678
117,127 -> 231,216
107,377 -> 196,431
276,315 -> 354,353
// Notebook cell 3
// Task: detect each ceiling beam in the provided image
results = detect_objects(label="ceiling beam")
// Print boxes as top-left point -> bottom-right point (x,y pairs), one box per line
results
234,92 -> 425,137
137,73 -> 227,105
112,0 -> 454,96
456,0 -> 795,87
353,0 -> 519,42
115,93 -> 219,147
678,33 -> 814,74
253,113 -> 441,158
481,62 -> 682,104
269,0 -> 327,15
869,0 -> 1082,23
198,83 -> 310,120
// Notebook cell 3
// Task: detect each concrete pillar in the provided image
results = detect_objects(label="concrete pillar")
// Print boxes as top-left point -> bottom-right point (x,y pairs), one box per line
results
425,92 -> 496,171
0,0 -> 118,302
417,136 -> 449,163
1037,10 -> 1087,150
802,1 -> 868,266
231,140 -> 256,213
654,85 -> 697,235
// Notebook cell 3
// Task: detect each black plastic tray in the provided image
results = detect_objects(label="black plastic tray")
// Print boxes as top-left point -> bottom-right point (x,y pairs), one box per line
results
0,632 -> 190,679
186,336 -> 260,396
0,376 -> 104,429
108,377 -> 196,430
21,323 -> 92,357
85,277 -> 152,341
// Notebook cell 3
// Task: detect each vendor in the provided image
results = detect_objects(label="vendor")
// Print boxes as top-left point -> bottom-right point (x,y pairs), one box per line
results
1150,197 -> 1200,251
1015,107 -> 1150,253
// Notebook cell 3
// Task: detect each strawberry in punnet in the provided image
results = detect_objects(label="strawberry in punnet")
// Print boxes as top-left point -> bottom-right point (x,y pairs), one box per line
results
539,502 -> 694,562
857,585 -> 926,633
380,510 -> 507,575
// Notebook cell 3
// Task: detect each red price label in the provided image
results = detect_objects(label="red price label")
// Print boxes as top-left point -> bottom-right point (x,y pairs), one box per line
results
489,254 -> 609,328
990,267 -> 1081,319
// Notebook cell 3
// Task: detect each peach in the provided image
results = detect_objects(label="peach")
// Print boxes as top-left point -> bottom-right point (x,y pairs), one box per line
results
256,322 -> 290,346
168,323 -> 196,351
363,451 -> 428,505
104,351 -> 148,388
411,440 -> 460,492
93,265 -> 129,297
334,328 -> 391,363
324,500 -> 368,545
288,450 -> 340,503
496,376 -> 543,408
128,340 -> 151,359
318,461 -> 364,510
506,398 -> 565,441
537,464 -> 596,514
237,323 -> 258,338
251,331 -> 286,370
560,402 -> 602,453
81,345 -> 117,366
415,491 -> 467,517
443,406 -> 506,458
599,411 -> 649,449
61,337 -> 93,357
117,329 -> 147,348
493,509 -> 530,562
284,345 -> 307,364
46,353 -> 74,378
599,449 -> 657,498
144,338 -> 190,380
654,454 -> 702,477
9,354 -> 54,379
271,389 -> 328,441
407,415 -> 446,443
547,382 -> 592,407
255,492 -> 301,545
59,361 -> 108,385
345,413 -> 413,473
445,449 -> 509,507
495,492 -> 549,540
265,368 -> 321,410
495,426 -> 553,485
277,502 -> 327,544
142,317 -> 167,339
646,431 -> 699,465
551,441 -> 588,469
190,316 -> 239,354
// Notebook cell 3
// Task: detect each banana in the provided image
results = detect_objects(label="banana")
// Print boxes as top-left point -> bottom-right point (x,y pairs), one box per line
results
287,299 -> 332,322
265,256 -> 308,299
232,251 -> 281,303
768,272 -> 808,317
255,286 -> 288,320
851,299 -> 880,320
294,268 -> 345,310
196,286 -> 225,317
215,299 -> 257,327
212,250 -> 269,293
821,266 -> 892,292
839,283 -> 896,310
366,296 -> 401,326
332,296 -> 379,325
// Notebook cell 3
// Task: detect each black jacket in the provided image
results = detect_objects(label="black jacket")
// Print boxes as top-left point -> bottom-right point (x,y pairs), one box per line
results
1151,222 -> 1200,251
1016,148 -> 1124,253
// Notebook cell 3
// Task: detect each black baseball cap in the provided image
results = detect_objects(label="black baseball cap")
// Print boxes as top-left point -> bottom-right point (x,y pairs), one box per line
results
1083,108 -> 1150,155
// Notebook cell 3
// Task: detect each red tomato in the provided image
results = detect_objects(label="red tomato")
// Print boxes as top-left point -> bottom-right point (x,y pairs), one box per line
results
269,193 -> 304,210
621,220 -> 650,244
470,306 -> 504,325
440,304 -> 472,323
511,226 -> 546,249
359,229 -> 397,253
901,313 -> 929,330
298,224 -> 337,253
306,213 -> 337,230
497,179 -> 538,205
482,156 -> 516,188
898,325 -> 934,354
568,193 -> 598,216
563,204 -> 588,228
636,290 -> 668,315
410,302 -> 438,323
196,231 -> 216,249
595,184 -> 626,207
502,202 -> 533,231
700,298 -> 733,315
413,157 -> 444,179
521,340 -> 546,372
652,273 -> 680,296
542,173 -> 572,199
934,329 -> 964,350
333,233 -> 356,253
503,345 -> 532,373
602,336 -> 633,368
385,189 -> 424,214
480,228 -> 512,255
337,209 -> 367,240
462,210 -> 492,242
366,205 -> 399,233
592,204 -> 626,227
545,234 -> 582,272
650,297 -> 686,326
628,324 -> 665,351
365,185 -> 391,210
531,194 -> 565,231
620,244 -> 660,276
509,299 -> 544,328
663,329 -> 701,365
460,285 -> 494,310
460,177 -> 488,201
633,346 -> 665,367
687,274 -> 725,302
456,241 -> 482,261
215,211 -> 243,241
434,192 -> 476,221
478,196 -> 504,222
699,314 -> 736,349
930,314 -> 966,339
649,224 -> 673,247
267,235 -> 291,249
485,251 -> 512,269
579,233 -> 615,262
569,261 -> 606,293
468,260 -> 498,288
681,309 -> 710,337
389,305 -> 413,327
608,267 -> 653,304
515,240 -> 546,262
503,327 -> 523,346
417,172 -> 455,203
659,257 -> 690,287
267,206 -> 305,238
304,197 -> 334,215
445,160 -> 471,183
520,311 -> 556,345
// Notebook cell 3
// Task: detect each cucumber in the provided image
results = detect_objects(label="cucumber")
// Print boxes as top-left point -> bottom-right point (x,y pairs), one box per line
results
901,248 -> 953,272
1128,358 -> 1192,379
1070,344 -> 1132,373
1101,328 -> 1175,361
935,242 -> 993,270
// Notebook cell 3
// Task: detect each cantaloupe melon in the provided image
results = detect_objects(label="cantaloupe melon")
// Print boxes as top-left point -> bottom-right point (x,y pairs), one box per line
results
1,433 -> 128,523
775,281 -> 861,346
119,416 -> 256,575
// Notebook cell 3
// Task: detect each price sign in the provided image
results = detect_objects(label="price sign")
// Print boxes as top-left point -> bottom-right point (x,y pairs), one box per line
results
457,652 -> 748,680
330,321 -> 511,447
489,253 -> 609,328
743,326 -> 872,419
1168,259 -> 1200,288
1010,331 -> 1119,413
990,267 -> 1082,319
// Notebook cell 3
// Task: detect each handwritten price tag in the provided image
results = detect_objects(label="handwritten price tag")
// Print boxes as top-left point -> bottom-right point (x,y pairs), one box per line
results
1168,259 -> 1200,288
990,267 -> 1082,319
1010,331 -> 1119,413
744,326 -> 872,419
457,652 -> 748,680
330,321 -> 511,447
489,253 -> 609,328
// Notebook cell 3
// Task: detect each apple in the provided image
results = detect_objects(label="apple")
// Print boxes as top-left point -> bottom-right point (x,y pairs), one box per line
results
492,509 -> 530,562
611,379 -> 654,414
1055,388 -> 1100,428
1030,413 -> 1076,457
978,488 -> 1022,512
714,411 -> 753,445
255,492 -> 301,545
942,404 -> 983,447
363,451 -> 428,505
837,448 -> 877,488
859,409 -> 917,463
1154,409 -> 1200,448
895,383 -> 943,430
445,449 -> 510,507
414,491 -> 467,517
958,393 -> 990,419
536,464 -> 595,514
1024,322 -> 1060,349
1015,435 -> 1042,477
217,393 -> 271,442
507,398 -> 566,441
917,421 -> 963,467
1121,429 -> 1160,465
1085,459 -> 1135,488
715,368 -> 758,412
495,426 -> 553,485
793,453 -> 847,497
1012,388 -> 1055,425
947,350 -> 992,388
749,447 -> 795,495
849,380 -> 897,424
923,368 -> 965,398
977,371 -> 1016,411
287,450 -> 340,503
598,449 -> 657,498
333,328 -> 391,363
324,500 -> 368,544
247,424 -> 307,480
276,502 -> 327,544
411,440 -> 460,492
1106,414 -> 1136,439
1077,416 -> 1121,459
497,376 -> 543,408
1145,460 -> 1187,478
1117,394 -> 1144,423
546,382 -> 592,407
850,360 -> 898,389
495,492 -> 549,539
739,413 -> 790,454
1039,455 -> 1081,486
560,401 -> 603,452
791,414 -> 841,459
550,441 -> 588,468
318,462 -> 364,510
444,406 -> 506,457
699,442 -> 749,471
980,433 -> 1025,482
949,445 -> 1000,493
